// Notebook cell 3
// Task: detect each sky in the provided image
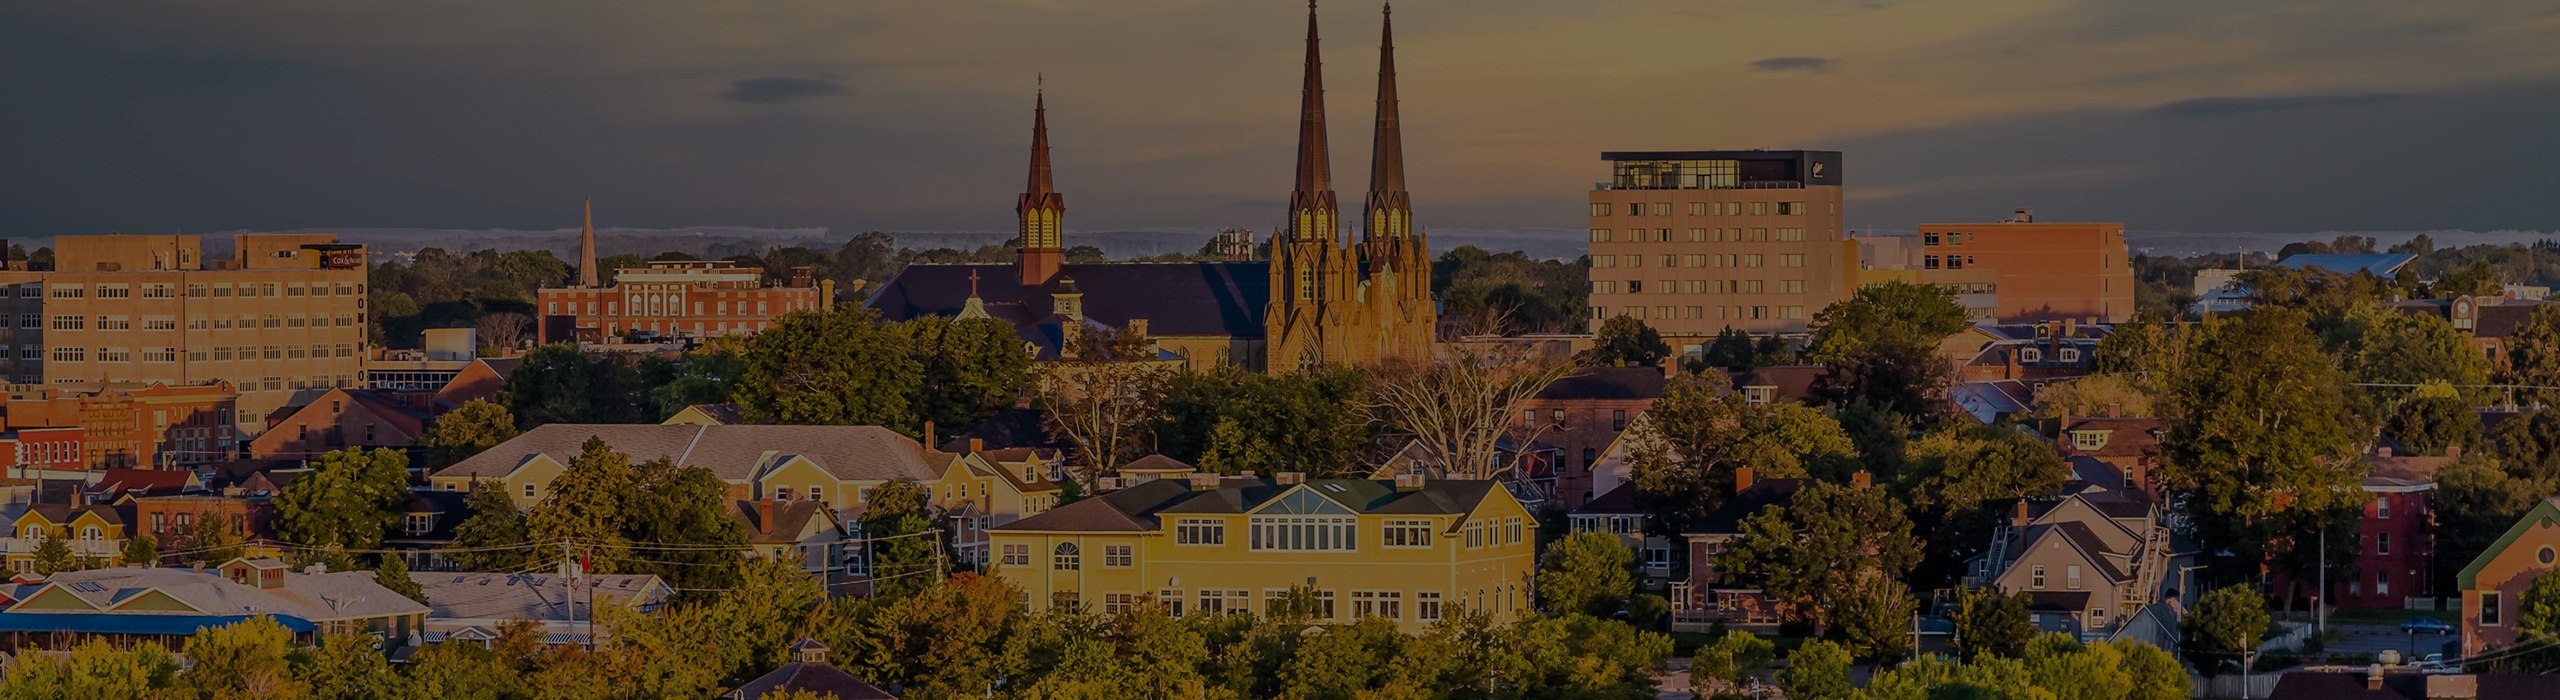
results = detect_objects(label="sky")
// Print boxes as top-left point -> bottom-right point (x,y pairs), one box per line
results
4,0 -> 2557,244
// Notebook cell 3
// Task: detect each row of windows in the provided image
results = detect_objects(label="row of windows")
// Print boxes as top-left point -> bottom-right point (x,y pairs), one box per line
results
1591,227 -> 1811,243
1521,408 -> 1631,432
41,344 -> 356,363
1922,231 -> 1974,246
31,313 -> 358,330
1925,255 -> 1972,270
34,282 -> 359,299
1592,201 -> 1811,217
1592,305 -> 1805,321
548,299 -> 779,317
1592,253 -> 1805,269
1590,280 -> 1807,295
1090,588 -> 1449,622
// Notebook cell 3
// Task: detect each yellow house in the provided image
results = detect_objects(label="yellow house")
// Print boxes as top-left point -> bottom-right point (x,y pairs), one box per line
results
990,460 -> 1537,633
6,504 -> 128,571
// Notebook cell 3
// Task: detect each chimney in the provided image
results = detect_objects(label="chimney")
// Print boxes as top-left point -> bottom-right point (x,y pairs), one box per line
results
2365,664 -> 2384,691
756,498 -> 774,534
1189,473 -> 1221,491
2063,318 -> 2076,338
2105,403 -> 2121,418
1276,472 -> 1304,485
1394,474 -> 1424,491
1735,467 -> 1755,494
2005,346 -> 2021,380
191,561 -> 204,573
2013,501 -> 2031,527
923,421 -> 936,451
2379,446 -> 2393,458
969,438 -> 984,454
1128,318 -> 1148,337
1851,471 -> 1872,490
1660,355 -> 1679,379
2448,445 -> 2463,459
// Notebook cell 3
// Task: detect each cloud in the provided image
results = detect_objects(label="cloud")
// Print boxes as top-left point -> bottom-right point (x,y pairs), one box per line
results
1749,57 -> 1835,74
2148,93 -> 2406,118
721,77 -> 846,104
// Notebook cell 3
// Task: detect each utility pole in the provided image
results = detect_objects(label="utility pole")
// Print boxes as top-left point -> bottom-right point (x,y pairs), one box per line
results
2318,527 -> 2327,640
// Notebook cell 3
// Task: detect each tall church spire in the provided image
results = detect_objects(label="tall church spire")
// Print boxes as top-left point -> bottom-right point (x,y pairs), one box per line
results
1363,2 -> 1410,242
1017,88 -> 1067,285
1286,0 -> 1338,239
578,199 -> 599,287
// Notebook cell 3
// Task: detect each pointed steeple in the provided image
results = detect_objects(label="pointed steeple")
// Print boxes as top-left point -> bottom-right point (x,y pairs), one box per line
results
578,199 -> 599,287
1286,0 -> 1338,240
1017,86 -> 1067,286
1364,2 -> 1410,242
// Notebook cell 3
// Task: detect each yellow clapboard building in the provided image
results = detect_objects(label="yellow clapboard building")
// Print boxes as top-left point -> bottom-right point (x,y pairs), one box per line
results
989,457 -> 1536,633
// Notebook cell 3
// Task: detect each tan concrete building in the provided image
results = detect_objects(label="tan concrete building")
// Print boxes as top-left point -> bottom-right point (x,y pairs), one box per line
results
1586,150 -> 1849,337
0,234 -> 362,445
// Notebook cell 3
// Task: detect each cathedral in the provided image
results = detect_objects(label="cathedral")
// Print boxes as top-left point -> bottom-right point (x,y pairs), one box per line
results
865,2 -> 1434,374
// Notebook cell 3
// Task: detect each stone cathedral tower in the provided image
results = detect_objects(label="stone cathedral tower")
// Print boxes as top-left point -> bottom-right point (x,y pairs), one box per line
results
1266,2 -> 1434,374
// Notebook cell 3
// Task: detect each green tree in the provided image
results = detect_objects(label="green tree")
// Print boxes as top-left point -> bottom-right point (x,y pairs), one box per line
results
1782,639 -> 1856,700
1806,280 -> 1967,362
1691,630 -> 1777,690
732,304 -> 922,429
176,617 -> 306,699
1698,326 -> 1759,372
1196,416 -> 1278,476
1042,323 -> 1173,474
1537,532 -> 1636,617
2508,572 -> 2560,672
2115,639 -> 2192,700
1835,576 -> 1918,666
709,557 -> 829,682
624,458 -> 750,591
1902,425 -> 2068,588
418,400 -> 521,471
891,316 -> 1037,433
2179,584 -> 2269,677
501,343 -> 602,429
1953,588 -> 2038,661
274,448 -> 413,550
0,638 -> 178,699
2347,311 -> 2490,404
526,437 -> 637,571
1714,481 -> 1923,628
445,481 -> 533,571
1813,337 -> 1957,423
31,532 -> 75,575
1158,367 -> 1369,476
1626,375 -> 1858,535
1582,315 -> 1671,367
2432,261 -> 2500,299
2025,373 -> 2157,420
2386,393 -> 2482,456
2156,309 -> 2361,573
860,480 -> 943,602
2507,303 -> 2560,406
186,512 -> 247,564
291,632 -> 399,700
2093,313 -> 2178,376
370,553 -> 429,605
121,530 -> 158,567
641,338 -> 746,421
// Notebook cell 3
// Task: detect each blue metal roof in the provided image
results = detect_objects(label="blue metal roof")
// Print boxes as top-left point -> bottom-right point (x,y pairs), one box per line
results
2274,254 -> 2414,275
0,613 -> 316,635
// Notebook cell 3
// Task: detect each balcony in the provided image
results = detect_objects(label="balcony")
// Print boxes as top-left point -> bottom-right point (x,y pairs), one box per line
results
1,537 -> 124,559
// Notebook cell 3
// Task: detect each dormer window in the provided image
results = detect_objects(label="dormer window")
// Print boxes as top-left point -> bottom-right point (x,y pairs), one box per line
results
1744,387 -> 1775,405
406,514 -> 432,535
2019,348 -> 2043,363
2072,431 -> 2109,451
2059,348 -> 2081,363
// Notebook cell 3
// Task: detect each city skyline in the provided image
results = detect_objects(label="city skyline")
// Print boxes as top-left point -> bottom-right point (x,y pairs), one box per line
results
4,0 -> 2556,239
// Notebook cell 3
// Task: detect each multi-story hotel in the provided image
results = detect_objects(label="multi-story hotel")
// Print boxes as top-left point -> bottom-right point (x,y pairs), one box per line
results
0,234 -> 366,446
1585,150 -> 1849,337
536,207 -> 830,343
990,458 -> 1539,633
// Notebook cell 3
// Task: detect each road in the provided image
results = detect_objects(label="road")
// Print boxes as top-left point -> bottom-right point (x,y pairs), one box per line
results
2322,624 -> 2458,662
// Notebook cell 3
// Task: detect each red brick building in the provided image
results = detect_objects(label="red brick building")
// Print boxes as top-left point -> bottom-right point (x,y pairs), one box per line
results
248,388 -> 444,459
2340,453 -> 2441,608
4,380 -> 237,469
538,259 -> 828,344
1519,367 -> 1670,508
1,427 -> 85,471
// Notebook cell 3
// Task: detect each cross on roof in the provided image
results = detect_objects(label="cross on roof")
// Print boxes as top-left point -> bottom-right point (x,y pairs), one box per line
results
967,269 -> 981,298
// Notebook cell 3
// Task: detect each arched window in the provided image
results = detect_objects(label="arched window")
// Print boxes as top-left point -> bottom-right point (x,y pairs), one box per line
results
1052,543 -> 1081,571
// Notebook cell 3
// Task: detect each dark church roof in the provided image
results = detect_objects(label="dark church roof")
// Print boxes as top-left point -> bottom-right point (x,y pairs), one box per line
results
865,263 -> 1271,339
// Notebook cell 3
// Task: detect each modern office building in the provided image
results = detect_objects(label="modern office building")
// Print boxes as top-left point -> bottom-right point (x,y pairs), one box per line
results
0,234 -> 366,444
1585,150 -> 1849,336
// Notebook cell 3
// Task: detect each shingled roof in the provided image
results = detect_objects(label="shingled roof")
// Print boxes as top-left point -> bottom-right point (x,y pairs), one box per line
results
1536,367 -> 1670,401
432,424 -> 945,484
866,262 -> 1271,338
995,476 -> 1509,534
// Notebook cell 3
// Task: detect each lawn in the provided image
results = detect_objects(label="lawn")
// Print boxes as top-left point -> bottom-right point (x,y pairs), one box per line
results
2307,606 -> 2459,628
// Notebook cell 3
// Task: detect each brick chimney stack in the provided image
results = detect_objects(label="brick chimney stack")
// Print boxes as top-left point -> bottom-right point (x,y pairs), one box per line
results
1735,467 -> 1754,494
1850,471 -> 1871,490
2013,501 -> 2031,527
756,498 -> 774,534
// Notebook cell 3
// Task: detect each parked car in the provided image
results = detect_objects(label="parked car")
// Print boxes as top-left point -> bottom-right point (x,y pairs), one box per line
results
2401,617 -> 2456,635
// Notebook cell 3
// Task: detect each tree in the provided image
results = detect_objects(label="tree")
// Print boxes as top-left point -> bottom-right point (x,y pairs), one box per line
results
186,512 -> 247,565
2347,311 -> 2490,405
1537,532 -> 1635,617
860,480 -> 943,602
445,481 -> 533,571
418,400 -> 521,471
1835,576 -> 1917,666
1812,336 -> 1956,423
177,617 -> 306,699
1041,323 -> 1172,474
1953,588 -> 2038,661
2026,374 -> 2156,420
1698,326 -> 1759,373
1690,630 -> 1777,691
2093,313 -> 2178,376
1902,425 -> 2068,588
1626,375 -> 1858,535
367,552 -> 429,605
526,437 -> 636,571
2386,393 -> 2481,456
2509,572 -> 2560,672
1158,367 -> 1370,476
730,305 -> 922,429
1714,481 -> 1923,627
2156,309 -> 2362,573
1581,315 -> 1670,367
0,638 -> 177,699
2024,636 -> 2130,700
2431,455 -> 2557,595
2115,639 -> 2192,700
2179,584 -> 2269,677
2506,303 -> 2560,406
475,312 -> 534,352
1363,349 -> 1576,481
32,532 -> 75,575
501,343 -> 600,429
121,531 -> 158,567
623,458 -> 749,591
642,338 -> 746,421
2493,410 -> 2560,483
275,448 -> 412,550
891,316 -> 1037,433
1806,280 -> 1967,362
1782,639 -> 1855,700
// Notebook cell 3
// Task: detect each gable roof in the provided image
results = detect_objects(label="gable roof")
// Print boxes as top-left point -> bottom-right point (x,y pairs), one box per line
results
433,424 -> 943,484
1731,366 -> 1825,403
1536,367 -> 1670,401
86,470 -> 200,499
995,476 -> 1510,533
866,262 -> 1272,338
1685,479 -> 1808,536
2458,496 -> 2560,589
731,500 -> 843,544
1571,482 -> 1644,516
412,571 -> 666,622
6,566 -> 426,622
725,662 -> 896,700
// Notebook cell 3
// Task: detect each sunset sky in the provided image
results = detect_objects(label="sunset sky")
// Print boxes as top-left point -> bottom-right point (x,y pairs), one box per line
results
5,0 -> 2556,241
